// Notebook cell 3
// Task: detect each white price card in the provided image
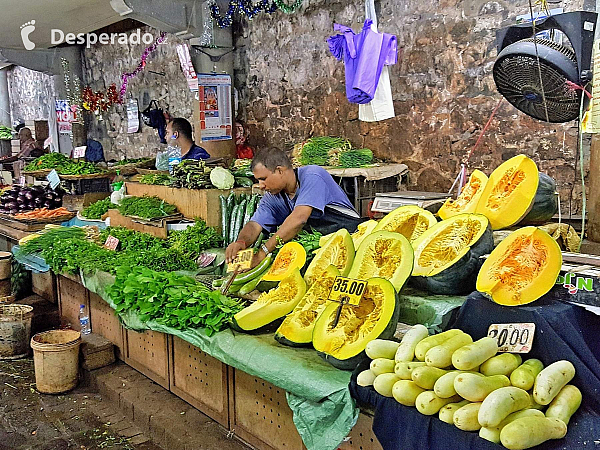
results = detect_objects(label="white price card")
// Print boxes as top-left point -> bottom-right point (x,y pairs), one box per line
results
46,169 -> 60,190
488,323 -> 535,353
104,236 -> 120,251
73,146 -> 86,159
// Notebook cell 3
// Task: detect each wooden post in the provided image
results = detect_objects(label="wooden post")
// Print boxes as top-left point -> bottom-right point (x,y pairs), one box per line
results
589,136 -> 600,241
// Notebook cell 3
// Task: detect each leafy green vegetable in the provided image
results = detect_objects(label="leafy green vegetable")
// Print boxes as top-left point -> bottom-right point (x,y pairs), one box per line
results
80,197 -> 117,220
24,153 -> 102,174
339,148 -> 373,168
139,173 -> 173,186
210,167 -> 235,190
107,266 -> 243,335
99,226 -> 169,252
115,157 -> 152,166
297,136 -> 351,166
0,126 -> 12,140
117,196 -> 178,219
168,220 -> 223,258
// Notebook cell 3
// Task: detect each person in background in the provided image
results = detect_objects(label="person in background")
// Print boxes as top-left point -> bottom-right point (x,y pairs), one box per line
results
0,127 -> 44,163
225,148 -> 363,266
235,121 -> 254,159
166,118 -> 210,160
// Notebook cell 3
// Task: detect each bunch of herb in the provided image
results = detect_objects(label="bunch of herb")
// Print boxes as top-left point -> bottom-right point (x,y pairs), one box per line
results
99,226 -> 169,252
117,196 -> 178,219
298,136 -> 351,166
108,266 -> 243,336
17,227 -> 87,255
168,220 -> 223,258
80,197 -> 117,220
139,173 -> 173,186
115,157 -> 151,166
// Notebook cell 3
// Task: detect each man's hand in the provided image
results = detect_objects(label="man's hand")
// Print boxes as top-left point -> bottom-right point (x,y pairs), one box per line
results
225,241 -> 246,264
251,249 -> 267,269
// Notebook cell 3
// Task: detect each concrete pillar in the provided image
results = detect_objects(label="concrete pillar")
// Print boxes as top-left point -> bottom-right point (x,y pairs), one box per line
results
0,68 -> 10,127
587,1 -> 600,241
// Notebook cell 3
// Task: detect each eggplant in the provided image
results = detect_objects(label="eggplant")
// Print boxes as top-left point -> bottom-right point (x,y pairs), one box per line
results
10,186 -> 21,193
17,204 -> 27,210
2,193 -> 16,202
9,209 -> 17,215
43,201 -> 53,209
32,185 -> 44,193
34,198 -> 43,206
24,191 -> 33,201
4,201 -> 17,210
16,196 -> 25,204
44,193 -> 54,201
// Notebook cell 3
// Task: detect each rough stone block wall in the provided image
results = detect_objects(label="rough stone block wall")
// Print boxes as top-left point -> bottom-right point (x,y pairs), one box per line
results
82,27 -> 194,161
234,0 -> 588,216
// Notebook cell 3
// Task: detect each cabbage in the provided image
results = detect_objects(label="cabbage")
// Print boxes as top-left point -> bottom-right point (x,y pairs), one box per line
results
210,167 -> 235,190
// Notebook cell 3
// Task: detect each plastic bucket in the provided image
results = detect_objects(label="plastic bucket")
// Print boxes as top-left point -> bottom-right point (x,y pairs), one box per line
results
0,252 -> 11,280
0,305 -> 33,359
31,329 -> 81,394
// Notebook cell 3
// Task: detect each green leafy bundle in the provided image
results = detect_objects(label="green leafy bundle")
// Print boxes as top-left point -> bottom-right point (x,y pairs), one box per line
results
80,197 -> 117,220
108,266 -> 244,335
115,157 -> 152,166
99,226 -> 169,252
298,136 -> 351,166
339,148 -> 373,168
0,126 -> 12,140
117,196 -> 178,219
139,173 -> 173,186
24,153 -> 102,174
168,220 -> 223,258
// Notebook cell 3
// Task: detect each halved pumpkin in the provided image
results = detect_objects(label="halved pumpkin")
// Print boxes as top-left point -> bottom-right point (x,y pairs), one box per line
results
475,155 -> 539,230
520,173 -> 559,225
319,233 -> 334,247
275,265 -> 340,347
476,227 -> 562,306
347,231 -> 413,291
351,219 -> 378,249
374,205 -> 437,242
262,241 -> 306,282
304,229 -> 354,287
438,170 -> 488,220
411,213 -> 494,294
232,268 -> 306,331
312,277 -> 399,370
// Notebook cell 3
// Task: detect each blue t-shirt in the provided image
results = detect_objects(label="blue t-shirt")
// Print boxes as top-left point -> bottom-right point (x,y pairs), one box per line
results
182,144 -> 210,160
251,165 -> 357,233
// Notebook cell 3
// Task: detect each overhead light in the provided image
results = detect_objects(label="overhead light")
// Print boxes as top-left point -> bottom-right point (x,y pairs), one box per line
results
109,0 -> 133,16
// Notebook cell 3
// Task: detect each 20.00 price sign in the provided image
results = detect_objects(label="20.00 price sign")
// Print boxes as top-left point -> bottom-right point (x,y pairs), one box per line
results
487,323 -> 535,353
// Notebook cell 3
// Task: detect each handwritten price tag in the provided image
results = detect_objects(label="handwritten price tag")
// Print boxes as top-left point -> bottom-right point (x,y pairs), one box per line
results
227,248 -> 253,273
103,236 -> 120,251
328,276 -> 367,306
73,146 -> 86,159
46,169 -> 60,190
488,323 -> 535,353
19,176 -> 25,187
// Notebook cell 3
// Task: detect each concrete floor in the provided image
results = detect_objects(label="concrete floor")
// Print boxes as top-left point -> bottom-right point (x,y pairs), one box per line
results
0,358 -> 160,450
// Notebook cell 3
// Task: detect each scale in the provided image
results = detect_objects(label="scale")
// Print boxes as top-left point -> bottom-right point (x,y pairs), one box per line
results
371,191 -> 451,214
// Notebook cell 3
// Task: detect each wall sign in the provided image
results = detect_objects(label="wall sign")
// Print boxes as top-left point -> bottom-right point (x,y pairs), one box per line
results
127,99 -> 140,133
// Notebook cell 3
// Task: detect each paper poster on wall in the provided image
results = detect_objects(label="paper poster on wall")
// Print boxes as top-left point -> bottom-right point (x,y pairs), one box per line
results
176,44 -> 199,92
127,99 -> 140,133
584,39 -> 600,133
197,74 -> 232,141
55,100 -> 78,134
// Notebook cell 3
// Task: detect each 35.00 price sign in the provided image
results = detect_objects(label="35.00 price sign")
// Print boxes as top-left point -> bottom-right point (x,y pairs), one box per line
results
487,323 -> 535,353
328,276 -> 367,306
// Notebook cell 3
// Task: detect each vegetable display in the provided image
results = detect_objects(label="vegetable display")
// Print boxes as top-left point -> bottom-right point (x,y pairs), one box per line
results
24,153 -> 102,175
0,185 -> 63,215
171,159 -> 212,189
358,326 -> 582,450
295,136 -> 351,166
138,173 -> 173,186
0,125 -> 12,140
108,266 -> 243,336
117,195 -> 178,219
338,148 -> 373,168
220,192 -> 261,246
210,166 -> 235,190
14,207 -> 72,220
80,197 -> 117,219
168,219 -> 223,258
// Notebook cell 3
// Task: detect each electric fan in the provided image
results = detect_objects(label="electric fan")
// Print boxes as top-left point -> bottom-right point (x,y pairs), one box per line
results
493,11 -> 598,123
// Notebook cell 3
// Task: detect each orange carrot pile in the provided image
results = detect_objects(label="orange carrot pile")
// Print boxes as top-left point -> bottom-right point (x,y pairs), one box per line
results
14,207 -> 72,219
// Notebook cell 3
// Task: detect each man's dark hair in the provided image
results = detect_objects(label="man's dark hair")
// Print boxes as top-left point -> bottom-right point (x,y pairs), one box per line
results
251,148 -> 292,171
170,118 -> 193,141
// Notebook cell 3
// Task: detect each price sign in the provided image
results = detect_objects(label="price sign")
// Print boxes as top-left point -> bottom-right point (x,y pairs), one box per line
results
227,248 -> 254,273
19,176 -> 25,187
73,146 -> 86,159
103,236 -> 120,251
46,169 -> 60,190
488,323 -> 535,353
328,276 -> 367,306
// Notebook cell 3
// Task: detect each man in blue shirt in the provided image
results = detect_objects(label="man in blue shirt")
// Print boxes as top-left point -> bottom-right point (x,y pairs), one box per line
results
166,118 -> 210,160
225,148 -> 363,266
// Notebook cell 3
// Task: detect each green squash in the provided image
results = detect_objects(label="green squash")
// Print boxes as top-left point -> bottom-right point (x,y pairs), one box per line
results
520,173 -> 558,225
275,265 -> 340,347
312,277 -> 399,370
411,213 -> 494,295
232,269 -> 306,331
304,228 -> 354,288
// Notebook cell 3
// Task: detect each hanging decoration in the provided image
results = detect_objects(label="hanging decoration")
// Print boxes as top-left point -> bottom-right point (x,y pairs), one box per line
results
199,1 -> 215,46
274,0 -> 303,13
81,84 -> 120,113
60,58 -> 83,123
209,0 -> 278,28
119,32 -> 168,101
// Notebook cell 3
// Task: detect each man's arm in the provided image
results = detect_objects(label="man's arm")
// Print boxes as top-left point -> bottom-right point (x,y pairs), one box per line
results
225,220 -> 263,263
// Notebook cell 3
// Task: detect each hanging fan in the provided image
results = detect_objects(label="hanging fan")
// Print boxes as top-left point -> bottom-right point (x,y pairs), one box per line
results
493,11 -> 597,123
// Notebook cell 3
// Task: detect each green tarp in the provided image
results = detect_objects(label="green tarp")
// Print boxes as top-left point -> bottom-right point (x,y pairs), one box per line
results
81,270 -> 359,450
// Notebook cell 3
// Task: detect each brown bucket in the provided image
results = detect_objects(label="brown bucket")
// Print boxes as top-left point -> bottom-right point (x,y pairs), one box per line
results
0,304 -> 34,359
0,252 -> 11,280
31,329 -> 81,394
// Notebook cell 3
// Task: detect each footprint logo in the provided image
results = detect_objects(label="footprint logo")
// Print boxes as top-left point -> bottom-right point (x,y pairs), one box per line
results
20,20 -> 36,50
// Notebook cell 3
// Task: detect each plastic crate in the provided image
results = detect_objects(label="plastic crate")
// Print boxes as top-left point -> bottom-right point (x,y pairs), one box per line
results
331,175 -> 403,217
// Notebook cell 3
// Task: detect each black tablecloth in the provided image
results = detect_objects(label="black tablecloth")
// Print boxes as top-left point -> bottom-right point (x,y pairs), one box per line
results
350,293 -> 600,450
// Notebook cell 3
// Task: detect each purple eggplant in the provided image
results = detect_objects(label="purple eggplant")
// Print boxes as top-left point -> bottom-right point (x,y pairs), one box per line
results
9,209 -> 17,215
16,196 -> 26,204
24,191 -> 34,201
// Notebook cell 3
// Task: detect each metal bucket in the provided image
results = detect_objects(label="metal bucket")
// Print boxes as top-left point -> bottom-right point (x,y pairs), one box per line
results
0,304 -> 33,359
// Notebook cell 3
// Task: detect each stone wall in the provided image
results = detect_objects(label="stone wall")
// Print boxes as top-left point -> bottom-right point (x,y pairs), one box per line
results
82,27 -> 195,161
234,0 -> 588,216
